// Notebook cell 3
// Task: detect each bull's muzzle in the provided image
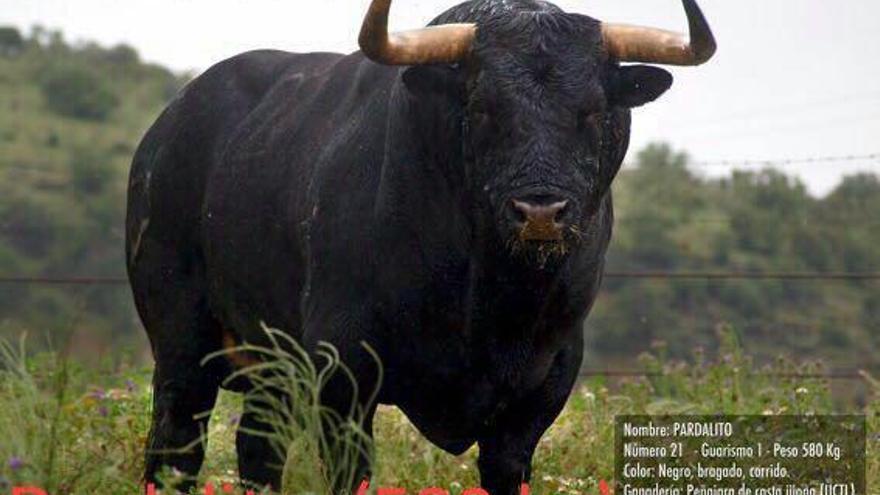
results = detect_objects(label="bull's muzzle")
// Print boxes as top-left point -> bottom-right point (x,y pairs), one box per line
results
511,198 -> 570,242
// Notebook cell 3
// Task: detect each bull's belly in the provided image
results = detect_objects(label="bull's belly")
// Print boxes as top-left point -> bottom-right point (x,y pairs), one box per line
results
381,366 -> 533,455
393,402 -> 479,455
390,394 -> 487,455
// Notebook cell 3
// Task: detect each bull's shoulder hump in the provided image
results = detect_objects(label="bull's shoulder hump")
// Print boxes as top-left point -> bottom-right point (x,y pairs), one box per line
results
192,50 -> 346,101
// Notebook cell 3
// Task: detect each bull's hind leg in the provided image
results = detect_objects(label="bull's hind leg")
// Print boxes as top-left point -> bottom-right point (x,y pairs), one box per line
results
132,258 -> 225,490
146,352 -> 220,491
236,394 -> 285,490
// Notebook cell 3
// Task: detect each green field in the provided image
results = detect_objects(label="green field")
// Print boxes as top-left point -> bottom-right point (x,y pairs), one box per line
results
1,330 -> 876,494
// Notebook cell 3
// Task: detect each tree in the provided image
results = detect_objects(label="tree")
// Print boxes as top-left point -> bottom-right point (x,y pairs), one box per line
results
70,146 -> 115,195
0,26 -> 24,56
39,64 -> 119,121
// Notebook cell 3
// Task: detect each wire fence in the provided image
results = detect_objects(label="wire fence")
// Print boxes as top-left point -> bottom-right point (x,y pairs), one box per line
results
3,149 -> 879,382
4,151 -> 879,175
2,271 -> 879,286
691,152 -> 880,169
577,369 -> 872,380
1,272 -> 876,382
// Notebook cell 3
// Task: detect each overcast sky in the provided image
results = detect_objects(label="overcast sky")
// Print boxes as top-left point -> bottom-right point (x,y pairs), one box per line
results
2,0 -> 879,195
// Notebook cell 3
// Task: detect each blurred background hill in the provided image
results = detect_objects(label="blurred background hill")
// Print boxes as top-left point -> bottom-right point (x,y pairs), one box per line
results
0,26 -> 877,373
0,26 -> 187,356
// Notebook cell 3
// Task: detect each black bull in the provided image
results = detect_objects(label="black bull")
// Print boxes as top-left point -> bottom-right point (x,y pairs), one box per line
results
125,0 -> 714,492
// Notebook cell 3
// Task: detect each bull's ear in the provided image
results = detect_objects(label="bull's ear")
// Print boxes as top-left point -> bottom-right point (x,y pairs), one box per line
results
608,65 -> 673,108
402,65 -> 462,96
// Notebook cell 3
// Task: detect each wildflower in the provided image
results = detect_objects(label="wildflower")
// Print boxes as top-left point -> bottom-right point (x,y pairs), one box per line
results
126,379 -> 137,393
228,413 -> 241,427
99,405 -> 109,417
90,388 -> 107,400
795,387 -> 809,395
7,456 -> 24,471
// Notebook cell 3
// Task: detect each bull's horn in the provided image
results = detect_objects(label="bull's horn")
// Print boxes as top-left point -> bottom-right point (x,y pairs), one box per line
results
601,0 -> 716,66
359,0 -> 477,65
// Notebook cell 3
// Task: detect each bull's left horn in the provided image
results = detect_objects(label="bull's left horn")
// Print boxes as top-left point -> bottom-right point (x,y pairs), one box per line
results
359,0 -> 477,65
601,0 -> 717,66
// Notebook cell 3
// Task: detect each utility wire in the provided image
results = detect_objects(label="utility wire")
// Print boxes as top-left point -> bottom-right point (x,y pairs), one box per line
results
14,152 -> 874,174
0,276 -> 128,285
689,152 -> 880,169
577,369 -> 872,380
2,271 -> 879,285
604,271 -> 880,280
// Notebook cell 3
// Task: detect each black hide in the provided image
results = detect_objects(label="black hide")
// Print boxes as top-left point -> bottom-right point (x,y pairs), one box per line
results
125,0 -> 673,493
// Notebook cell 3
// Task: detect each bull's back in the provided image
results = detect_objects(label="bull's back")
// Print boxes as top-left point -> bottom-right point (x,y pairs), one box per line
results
127,50 -> 340,264
125,50 -> 345,340
188,50 -> 397,344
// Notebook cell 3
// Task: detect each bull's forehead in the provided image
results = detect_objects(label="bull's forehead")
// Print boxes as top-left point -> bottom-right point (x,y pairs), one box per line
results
467,34 -> 604,117
469,12 -> 605,105
473,49 -> 603,97
473,10 -> 602,53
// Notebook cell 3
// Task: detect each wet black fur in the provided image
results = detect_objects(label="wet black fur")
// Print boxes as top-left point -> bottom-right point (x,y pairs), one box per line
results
126,0 -> 672,493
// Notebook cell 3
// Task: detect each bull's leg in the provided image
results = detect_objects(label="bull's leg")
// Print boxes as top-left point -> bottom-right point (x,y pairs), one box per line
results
477,345 -> 582,495
234,366 -> 378,493
131,247 -> 225,491
294,307 -> 383,494
324,404 -> 376,495
145,352 -> 221,491
236,394 -> 284,491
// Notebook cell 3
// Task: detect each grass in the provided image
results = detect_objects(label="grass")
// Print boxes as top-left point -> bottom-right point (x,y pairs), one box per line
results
0,328 -> 877,494
204,326 -> 380,493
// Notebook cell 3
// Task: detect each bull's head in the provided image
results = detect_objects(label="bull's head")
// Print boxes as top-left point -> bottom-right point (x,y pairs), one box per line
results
359,0 -> 715,263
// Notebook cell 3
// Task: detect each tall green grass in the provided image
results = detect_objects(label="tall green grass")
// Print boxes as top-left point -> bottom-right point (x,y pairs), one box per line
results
0,327 -> 877,494
369,326 -> 879,493
0,336 -> 149,493
205,326 -> 380,494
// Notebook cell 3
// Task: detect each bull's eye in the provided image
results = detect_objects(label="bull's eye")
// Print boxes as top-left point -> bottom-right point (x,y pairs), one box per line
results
577,112 -> 600,132
468,106 -> 504,144
577,112 -> 604,147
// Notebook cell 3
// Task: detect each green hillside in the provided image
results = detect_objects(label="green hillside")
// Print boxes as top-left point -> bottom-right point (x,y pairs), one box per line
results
0,26 -> 877,371
594,145 -> 879,369
0,27 -> 185,352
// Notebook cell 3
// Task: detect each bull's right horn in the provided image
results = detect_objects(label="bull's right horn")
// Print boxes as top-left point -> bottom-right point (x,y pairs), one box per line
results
601,0 -> 717,66
358,0 -> 477,66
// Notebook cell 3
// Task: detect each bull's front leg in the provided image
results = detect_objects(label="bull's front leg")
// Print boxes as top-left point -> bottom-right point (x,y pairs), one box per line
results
477,344 -> 582,495
301,304 -> 384,495
319,373 -> 379,495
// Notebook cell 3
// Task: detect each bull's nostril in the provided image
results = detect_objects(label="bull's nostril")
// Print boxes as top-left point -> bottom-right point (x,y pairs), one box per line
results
511,202 -> 528,224
511,200 -> 533,225
554,201 -> 570,223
